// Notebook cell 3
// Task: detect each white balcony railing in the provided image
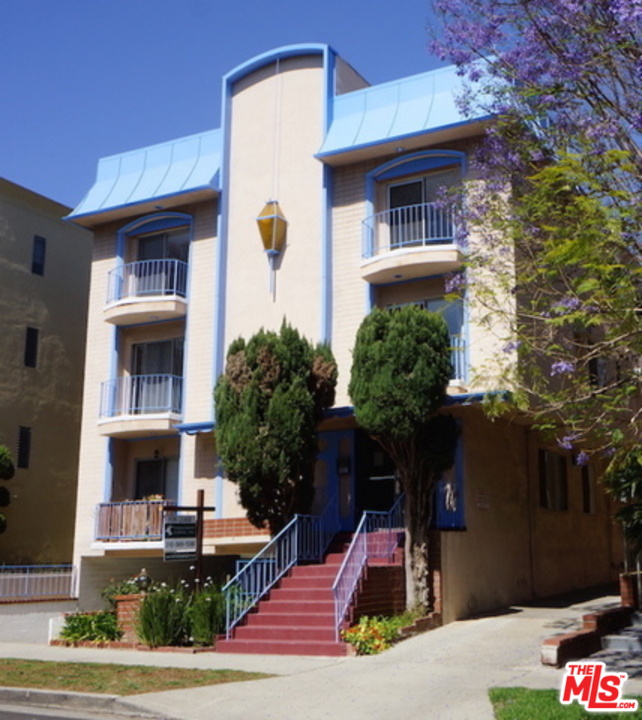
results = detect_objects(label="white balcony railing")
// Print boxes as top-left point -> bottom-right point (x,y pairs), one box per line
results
107,259 -> 188,304
363,202 -> 458,259
0,565 -> 77,600
99,374 -> 183,418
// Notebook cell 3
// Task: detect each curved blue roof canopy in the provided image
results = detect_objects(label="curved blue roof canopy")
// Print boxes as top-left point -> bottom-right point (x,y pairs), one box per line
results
69,129 -> 222,223
318,65 -> 490,160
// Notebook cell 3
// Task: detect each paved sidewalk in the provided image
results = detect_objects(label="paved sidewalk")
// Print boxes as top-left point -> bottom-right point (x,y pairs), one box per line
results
2,593 -> 640,720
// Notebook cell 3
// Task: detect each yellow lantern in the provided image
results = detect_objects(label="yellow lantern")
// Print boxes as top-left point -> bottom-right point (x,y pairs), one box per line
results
256,201 -> 287,256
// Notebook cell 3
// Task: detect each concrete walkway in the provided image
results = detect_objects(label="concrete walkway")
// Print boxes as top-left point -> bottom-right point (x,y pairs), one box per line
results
2,593 -> 641,720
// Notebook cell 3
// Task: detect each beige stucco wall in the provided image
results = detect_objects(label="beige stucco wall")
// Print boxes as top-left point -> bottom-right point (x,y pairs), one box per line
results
0,179 -> 91,564
224,55 -> 326,351
440,410 -> 620,623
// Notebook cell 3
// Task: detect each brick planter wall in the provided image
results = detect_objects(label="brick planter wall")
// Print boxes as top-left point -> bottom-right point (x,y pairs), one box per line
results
115,594 -> 142,643
352,565 -> 406,622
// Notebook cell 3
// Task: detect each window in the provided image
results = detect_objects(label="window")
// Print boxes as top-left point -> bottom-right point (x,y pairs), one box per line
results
17,426 -> 31,469
130,339 -> 184,414
135,457 -> 179,500
388,167 -> 459,247
31,236 -> 46,275
539,450 -> 568,511
24,327 -> 39,368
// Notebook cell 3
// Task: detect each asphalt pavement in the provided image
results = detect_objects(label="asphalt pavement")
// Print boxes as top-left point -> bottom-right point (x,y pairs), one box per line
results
1,593 -> 641,720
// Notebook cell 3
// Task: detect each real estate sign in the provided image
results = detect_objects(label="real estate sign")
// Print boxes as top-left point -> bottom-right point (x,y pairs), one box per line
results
163,514 -> 197,562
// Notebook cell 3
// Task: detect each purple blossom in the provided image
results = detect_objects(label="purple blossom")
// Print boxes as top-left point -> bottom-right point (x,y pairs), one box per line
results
575,451 -> 589,466
502,340 -> 522,353
552,296 -> 582,315
550,360 -> 575,376
557,434 -> 578,451
445,272 -> 466,294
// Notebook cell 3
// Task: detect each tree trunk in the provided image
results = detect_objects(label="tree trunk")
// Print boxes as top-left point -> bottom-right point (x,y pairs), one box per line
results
403,476 -> 434,612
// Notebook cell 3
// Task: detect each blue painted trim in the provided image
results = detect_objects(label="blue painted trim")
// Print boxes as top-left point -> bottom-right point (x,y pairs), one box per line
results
323,392 -> 510,418
177,434 -> 186,506
462,287 -> 471,384
215,458 -> 224,520
323,405 -> 354,419
223,44 -> 335,86
213,66 -> 235,412
179,227 -> 197,422
443,390 -> 511,406
320,164 -> 333,344
366,283 -> 375,314
174,421 -> 215,434
365,150 -> 467,217
65,185 -> 219,223
119,212 -> 193,237
315,116 -> 493,162
103,438 -> 113,503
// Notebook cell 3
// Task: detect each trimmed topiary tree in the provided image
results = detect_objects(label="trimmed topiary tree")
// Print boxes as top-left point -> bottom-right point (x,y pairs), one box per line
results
349,305 -> 459,611
215,321 -> 337,535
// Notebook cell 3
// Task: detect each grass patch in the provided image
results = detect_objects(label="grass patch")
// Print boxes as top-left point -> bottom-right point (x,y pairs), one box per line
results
489,687 -> 642,719
0,658 -> 271,696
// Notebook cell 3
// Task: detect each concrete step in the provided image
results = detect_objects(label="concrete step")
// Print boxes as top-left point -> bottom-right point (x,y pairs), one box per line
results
602,627 -> 642,653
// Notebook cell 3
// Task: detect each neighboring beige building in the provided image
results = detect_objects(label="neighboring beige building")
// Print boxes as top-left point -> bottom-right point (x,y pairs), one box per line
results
68,45 -> 621,626
0,177 -> 91,565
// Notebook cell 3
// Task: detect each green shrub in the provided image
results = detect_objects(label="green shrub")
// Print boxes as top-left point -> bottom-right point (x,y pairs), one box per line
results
60,611 -> 122,644
101,577 -> 140,609
187,581 -> 226,646
135,584 -> 190,648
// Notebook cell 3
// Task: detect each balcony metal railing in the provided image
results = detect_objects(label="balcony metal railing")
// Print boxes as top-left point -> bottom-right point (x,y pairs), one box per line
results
363,202 -> 458,259
95,500 -> 176,541
107,259 -> 188,304
99,374 -> 183,418
0,564 -> 77,601
223,493 -> 339,639
332,495 -> 404,641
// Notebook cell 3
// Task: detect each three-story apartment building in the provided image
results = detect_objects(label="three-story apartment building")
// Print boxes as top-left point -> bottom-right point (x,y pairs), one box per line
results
68,45 -> 620,623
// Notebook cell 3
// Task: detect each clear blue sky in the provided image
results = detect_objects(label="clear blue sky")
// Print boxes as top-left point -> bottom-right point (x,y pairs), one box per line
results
1,0 -> 443,209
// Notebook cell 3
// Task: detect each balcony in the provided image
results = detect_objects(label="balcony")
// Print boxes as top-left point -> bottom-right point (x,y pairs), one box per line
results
361,202 -> 464,284
95,500 -> 175,542
98,374 -> 183,437
104,259 -> 188,325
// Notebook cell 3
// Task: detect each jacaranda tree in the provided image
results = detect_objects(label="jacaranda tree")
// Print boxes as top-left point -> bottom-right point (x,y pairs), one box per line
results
431,0 -> 642,464
214,321 -> 337,535
349,305 -> 459,611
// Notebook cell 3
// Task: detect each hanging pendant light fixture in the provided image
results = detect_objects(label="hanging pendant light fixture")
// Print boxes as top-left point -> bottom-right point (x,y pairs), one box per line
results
256,200 -> 287,257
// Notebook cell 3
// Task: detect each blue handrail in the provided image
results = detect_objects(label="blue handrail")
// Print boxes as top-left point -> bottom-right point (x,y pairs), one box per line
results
223,493 -> 339,639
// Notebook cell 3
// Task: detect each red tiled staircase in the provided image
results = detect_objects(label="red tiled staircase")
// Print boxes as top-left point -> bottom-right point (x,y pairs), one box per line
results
216,534 -> 354,656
